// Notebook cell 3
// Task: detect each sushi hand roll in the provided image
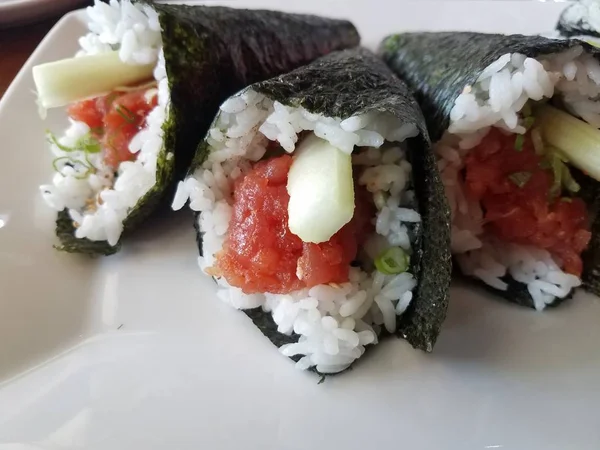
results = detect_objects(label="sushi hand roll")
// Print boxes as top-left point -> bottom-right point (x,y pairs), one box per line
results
381,32 -> 600,310
35,0 -> 359,255
173,48 -> 451,374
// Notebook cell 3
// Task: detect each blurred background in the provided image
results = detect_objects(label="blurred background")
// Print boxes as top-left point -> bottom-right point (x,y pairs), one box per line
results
0,0 -> 93,98
0,0 -> 572,98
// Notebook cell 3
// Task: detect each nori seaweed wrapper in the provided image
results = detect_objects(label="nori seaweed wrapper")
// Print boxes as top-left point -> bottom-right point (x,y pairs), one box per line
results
56,3 -> 360,256
379,32 -> 600,142
575,168 -> 600,297
380,31 -> 600,307
556,0 -> 600,40
194,48 -> 452,372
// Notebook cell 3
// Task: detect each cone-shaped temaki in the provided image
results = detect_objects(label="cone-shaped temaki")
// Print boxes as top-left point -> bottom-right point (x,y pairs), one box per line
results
381,32 -> 600,310
37,0 -> 360,255
173,48 -> 451,375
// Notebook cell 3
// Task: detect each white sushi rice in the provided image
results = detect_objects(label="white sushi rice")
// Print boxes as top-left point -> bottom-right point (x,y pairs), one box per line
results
173,90 -> 421,373
40,1 -> 170,246
77,0 -> 162,65
438,45 -> 600,309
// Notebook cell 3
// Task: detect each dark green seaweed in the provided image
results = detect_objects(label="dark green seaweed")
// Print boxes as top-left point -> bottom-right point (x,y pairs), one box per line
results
379,32 -> 600,142
56,3 -> 360,255
576,169 -> 600,296
56,209 -> 121,255
557,1 -> 600,40
156,2 -> 359,180
583,220 -> 600,296
461,270 -> 573,309
487,276 -> 571,309
245,308 -> 334,377
380,32 -> 600,308
195,48 -> 451,368
244,307 -> 299,349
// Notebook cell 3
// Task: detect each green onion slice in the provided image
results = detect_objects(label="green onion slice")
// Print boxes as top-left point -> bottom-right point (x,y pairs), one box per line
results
374,247 -> 410,275
524,116 -> 536,130
47,130 -> 101,179
545,149 -> 581,197
514,134 -> 525,151
508,171 -> 532,188
561,164 -> 581,193
539,159 -> 551,170
550,153 -> 563,199
531,128 -> 544,155
47,131 -> 101,154
52,156 -> 95,179
115,104 -> 136,123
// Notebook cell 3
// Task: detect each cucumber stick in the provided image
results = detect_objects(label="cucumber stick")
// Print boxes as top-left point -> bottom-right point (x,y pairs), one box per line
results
287,135 -> 354,243
33,51 -> 155,110
536,104 -> 600,181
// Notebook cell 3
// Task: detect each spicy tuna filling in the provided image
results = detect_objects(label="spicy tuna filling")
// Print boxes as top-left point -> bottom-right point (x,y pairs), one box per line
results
463,127 -> 591,276
174,90 -> 421,373
210,154 -> 374,294
67,85 -> 158,170
439,46 -> 600,310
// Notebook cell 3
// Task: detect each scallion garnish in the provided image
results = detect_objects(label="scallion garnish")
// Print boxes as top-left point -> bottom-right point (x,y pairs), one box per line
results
52,156 -> 73,172
47,132 -> 74,153
561,164 -> 581,193
561,197 -> 573,203
47,131 -> 101,154
539,159 -> 551,170
374,247 -> 410,275
48,130 -> 101,179
524,116 -> 536,130
52,156 -> 95,179
508,171 -> 532,188
79,134 -> 101,153
531,128 -> 544,155
550,153 -> 563,199
545,149 -> 581,197
115,104 -> 136,123
514,134 -> 525,151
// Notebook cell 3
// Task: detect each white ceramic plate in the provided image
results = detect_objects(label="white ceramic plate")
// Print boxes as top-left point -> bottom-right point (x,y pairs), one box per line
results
1,1 -> 599,449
